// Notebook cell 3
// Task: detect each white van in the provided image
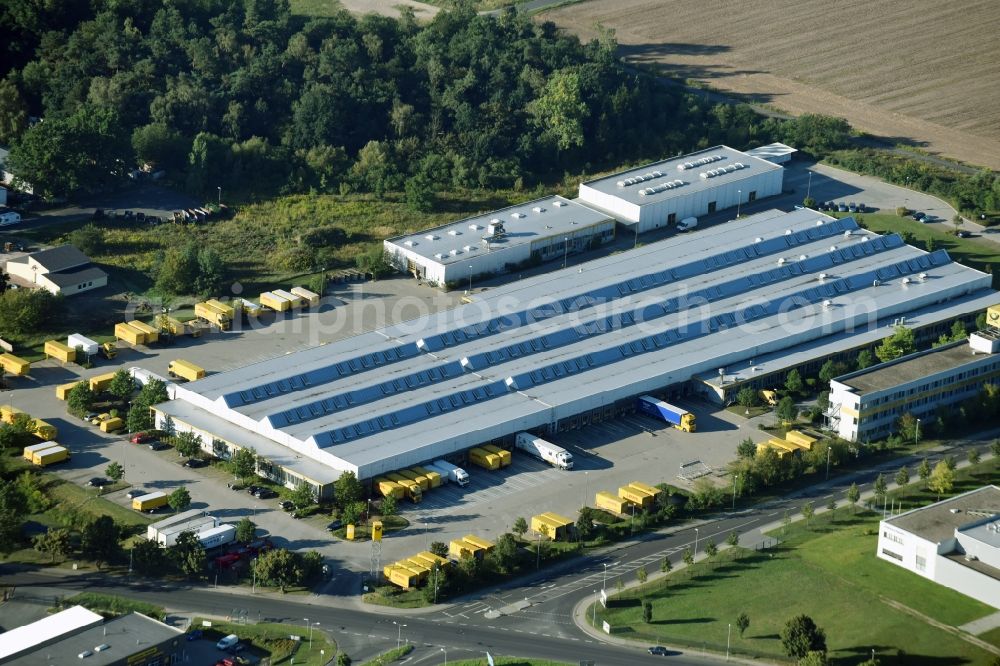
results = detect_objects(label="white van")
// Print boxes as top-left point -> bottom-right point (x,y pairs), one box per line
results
677,216 -> 698,231
216,634 -> 239,650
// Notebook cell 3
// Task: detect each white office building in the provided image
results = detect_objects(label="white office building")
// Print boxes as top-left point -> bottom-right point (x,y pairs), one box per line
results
577,145 -> 784,233
878,485 -> 1000,610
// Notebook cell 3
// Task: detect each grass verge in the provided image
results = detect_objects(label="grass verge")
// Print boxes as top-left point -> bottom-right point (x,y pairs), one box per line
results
59,592 -> 165,620
194,617 -> 335,665
363,586 -> 428,609
848,212 -> 1000,272
359,644 -> 414,666
448,660 -> 572,666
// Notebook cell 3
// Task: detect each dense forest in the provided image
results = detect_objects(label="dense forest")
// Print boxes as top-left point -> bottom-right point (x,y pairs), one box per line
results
0,0 -> 851,201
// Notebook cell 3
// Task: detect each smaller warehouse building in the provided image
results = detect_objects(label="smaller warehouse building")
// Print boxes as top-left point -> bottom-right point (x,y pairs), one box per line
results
384,196 -> 614,287
0,606 -> 184,665
877,485 -> 1000,610
827,328 -> 1000,443
577,145 -> 784,233
745,142 -> 798,164
3,244 -> 107,295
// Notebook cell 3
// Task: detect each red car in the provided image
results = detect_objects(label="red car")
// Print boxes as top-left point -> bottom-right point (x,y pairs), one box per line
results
130,432 -> 154,444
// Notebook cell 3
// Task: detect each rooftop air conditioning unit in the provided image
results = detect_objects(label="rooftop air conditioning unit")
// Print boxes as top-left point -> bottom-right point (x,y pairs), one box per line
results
424,234 -> 438,241
785,229 -> 793,235
799,254 -> 807,261
469,224 -> 481,231
699,172 -> 709,179
816,220 -> 824,226
754,237 -> 763,243
532,206 -> 544,213
819,273 -> 828,281
844,230 -> 852,237
677,164 -> 687,171
919,272 -> 927,280
448,229 -> 460,235
901,277 -> 910,285
830,245 -> 838,251
510,212 -> 525,219
823,300 -> 832,309
777,257 -> 786,265
553,200 -> 567,207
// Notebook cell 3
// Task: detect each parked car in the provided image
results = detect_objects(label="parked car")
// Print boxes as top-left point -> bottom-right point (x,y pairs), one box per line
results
88,477 -> 110,488
327,519 -> 343,532
83,411 -> 99,422
837,202 -> 848,212
147,440 -> 167,451
279,500 -> 295,512
216,634 -> 239,650
126,488 -> 147,499
912,211 -> 926,221
186,629 -> 203,641
856,203 -> 867,213
824,201 -> 835,211
848,202 -> 857,212
130,432 -> 154,444
183,458 -> 207,468
135,212 -> 146,222
648,646 -> 669,656
246,485 -> 263,496
253,488 -> 276,499
958,230 -> 972,238
123,210 -> 134,218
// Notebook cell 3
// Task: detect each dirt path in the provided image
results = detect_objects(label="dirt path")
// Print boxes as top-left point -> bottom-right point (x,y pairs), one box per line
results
335,0 -> 439,19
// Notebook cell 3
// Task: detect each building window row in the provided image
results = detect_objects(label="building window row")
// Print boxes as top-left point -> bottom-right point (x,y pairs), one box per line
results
881,548 -> 903,561
882,531 -> 904,545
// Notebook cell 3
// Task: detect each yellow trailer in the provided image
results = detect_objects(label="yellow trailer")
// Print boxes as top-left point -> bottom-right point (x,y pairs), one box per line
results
33,445 -> 69,467
128,320 -> 159,344
56,381 -> 81,400
385,562 -> 423,589
397,469 -> 430,491
629,481 -> 661,499
168,359 -> 205,382
205,299 -> 235,321
468,447 -> 501,471
462,534 -> 494,554
100,417 -> 124,433
235,299 -> 261,319
44,340 -> 76,363
449,538 -> 483,560
596,490 -> 632,515
618,485 -> 654,510
0,353 -> 30,376
374,477 -> 405,500
115,322 -> 146,345
23,441 -> 57,461
416,551 -> 450,569
290,286 -> 320,308
194,302 -> 232,330
1,405 -> 24,423
259,291 -> 291,312
386,473 -> 422,502
33,419 -> 58,440
757,441 -> 792,460
531,512 -> 573,540
133,491 -> 168,511
411,466 -> 442,489
768,438 -> 800,457
480,444 -> 512,467
272,289 -> 304,310
89,371 -> 117,392
785,430 -> 817,451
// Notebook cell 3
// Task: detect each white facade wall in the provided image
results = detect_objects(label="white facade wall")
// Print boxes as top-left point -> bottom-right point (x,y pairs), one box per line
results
829,379 -> 862,441
877,520 -> 937,580
934,556 -> 1000,609
37,272 -> 108,296
579,169 -> 783,233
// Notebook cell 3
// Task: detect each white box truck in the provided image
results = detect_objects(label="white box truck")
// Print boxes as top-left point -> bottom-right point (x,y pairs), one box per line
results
197,524 -> 236,550
147,509 -> 203,541
677,216 -> 698,231
514,432 -> 574,469
430,460 -> 470,487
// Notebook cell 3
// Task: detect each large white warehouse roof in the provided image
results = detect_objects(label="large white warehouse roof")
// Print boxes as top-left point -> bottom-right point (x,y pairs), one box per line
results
385,195 -> 612,265
160,208 -> 995,480
581,145 -> 782,207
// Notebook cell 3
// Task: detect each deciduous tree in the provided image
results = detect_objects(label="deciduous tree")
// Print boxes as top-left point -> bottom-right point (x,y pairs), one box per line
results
81,515 -> 120,569
928,460 -> 954,499
33,528 -> 71,562
168,486 -> 191,513
106,461 -> 124,482
781,615 -> 827,659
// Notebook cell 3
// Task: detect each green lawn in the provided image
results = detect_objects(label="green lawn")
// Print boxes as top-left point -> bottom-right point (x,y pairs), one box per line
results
359,645 -> 414,666
849,212 -> 1000,272
194,618 -> 336,665
597,507 -> 999,664
980,627 -> 1000,648
61,593 -> 165,620
288,0 -> 343,16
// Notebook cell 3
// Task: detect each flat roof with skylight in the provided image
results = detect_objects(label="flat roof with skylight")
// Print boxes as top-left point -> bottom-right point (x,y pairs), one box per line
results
159,208 -> 995,481
385,195 -> 612,264
580,145 -> 782,207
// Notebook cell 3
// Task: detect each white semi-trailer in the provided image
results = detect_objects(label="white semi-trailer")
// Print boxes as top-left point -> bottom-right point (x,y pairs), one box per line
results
429,460 -> 470,487
514,433 -> 574,469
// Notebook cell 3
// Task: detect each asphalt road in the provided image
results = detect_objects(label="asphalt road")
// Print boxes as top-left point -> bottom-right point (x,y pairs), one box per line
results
4,433 -> 992,665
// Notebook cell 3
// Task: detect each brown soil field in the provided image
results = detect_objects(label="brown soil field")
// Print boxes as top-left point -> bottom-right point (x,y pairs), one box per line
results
544,0 -> 1000,170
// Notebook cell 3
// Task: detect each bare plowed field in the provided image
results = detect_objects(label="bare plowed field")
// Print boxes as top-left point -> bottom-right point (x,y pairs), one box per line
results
544,0 -> 1000,169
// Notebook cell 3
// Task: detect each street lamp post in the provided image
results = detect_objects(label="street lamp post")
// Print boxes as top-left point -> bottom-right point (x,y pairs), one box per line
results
468,265 -> 473,294
736,190 -> 742,219
536,533 -> 542,569
603,562 -> 610,590
727,623 -> 732,661
915,418 -> 921,445
217,186 -> 222,205
310,622 -> 319,648
825,446 -> 832,481
303,618 -> 309,643
592,589 -> 598,625
806,172 -> 813,202
694,527 -> 700,557
393,621 -> 406,650
732,474 -> 739,510
634,224 -> 639,248
563,237 -> 569,268
441,647 -> 447,666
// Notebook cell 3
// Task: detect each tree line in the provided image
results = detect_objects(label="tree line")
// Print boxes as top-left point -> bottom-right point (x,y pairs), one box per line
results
0,0 -> 852,201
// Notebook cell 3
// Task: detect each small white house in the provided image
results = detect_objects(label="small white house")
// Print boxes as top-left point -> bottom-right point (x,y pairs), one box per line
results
3,244 -> 108,296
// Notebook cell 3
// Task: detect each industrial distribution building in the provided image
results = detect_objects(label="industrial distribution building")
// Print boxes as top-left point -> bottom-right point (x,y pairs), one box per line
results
577,145 -> 784,233
0,606 -> 184,666
877,485 -> 1000,609
153,207 -> 997,497
828,329 -> 1000,442
384,195 -> 614,287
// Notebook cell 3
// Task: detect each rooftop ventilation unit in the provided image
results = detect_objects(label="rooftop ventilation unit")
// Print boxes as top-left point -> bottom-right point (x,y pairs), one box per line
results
416,338 -> 427,351
816,220 -> 825,226
532,206 -> 545,213
469,224 -> 481,231
819,273 -> 828,281
699,172 -> 709,179
901,277 -> 910,285
734,162 -> 745,168
919,272 -> 927,280
449,249 -> 459,256
799,254 -> 808,261
553,200 -> 568,207
843,230 -> 852,237
403,240 -> 416,247
505,376 -> 518,391
785,229 -> 793,235
463,245 -> 475,252
78,651 -> 93,659
460,357 -> 472,371
510,212 -> 525,219
434,253 -> 444,259
94,644 -> 110,652
829,245 -> 838,251
823,300 -> 832,309
754,237 -> 763,243
425,234 -> 438,241
616,180 -> 626,188
447,229 -> 460,236
777,257 -> 786,265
